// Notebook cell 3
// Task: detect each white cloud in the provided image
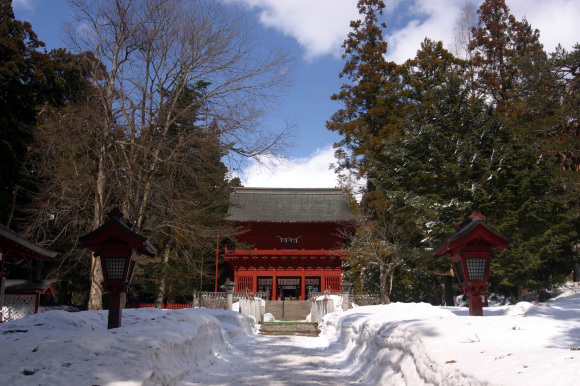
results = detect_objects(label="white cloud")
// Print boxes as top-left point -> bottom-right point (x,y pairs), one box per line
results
238,145 -> 366,200
509,0 -> 579,53
229,0 -> 359,60
231,0 -> 578,63
385,0 -> 465,63
239,145 -> 340,188
12,0 -> 36,11
385,0 -> 578,64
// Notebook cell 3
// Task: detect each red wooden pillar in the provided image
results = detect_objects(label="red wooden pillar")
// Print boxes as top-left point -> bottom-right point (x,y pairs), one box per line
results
300,270 -> 306,300
469,294 -> 485,316
35,293 -> 40,314
252,269 -> 258,293
321,275 -> 326,291
272,272 -> 277,300
108,292 -> 123,330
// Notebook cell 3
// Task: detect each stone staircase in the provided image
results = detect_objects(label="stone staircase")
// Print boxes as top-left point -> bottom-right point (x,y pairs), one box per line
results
260,322 -> 320,337
265,300 -> 311,321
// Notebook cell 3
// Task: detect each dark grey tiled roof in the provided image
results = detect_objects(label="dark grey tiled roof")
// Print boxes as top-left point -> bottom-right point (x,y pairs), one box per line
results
4,279 -> 54,293
0,224 -> 58,259
226,187 -> 358,222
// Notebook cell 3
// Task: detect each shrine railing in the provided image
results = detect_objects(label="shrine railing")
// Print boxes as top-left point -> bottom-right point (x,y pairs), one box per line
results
353,293 -> 381,306
308,292 -> 381,306
233,292 -> 268,300
126,291 -> 269,311
310,291 -> 342,299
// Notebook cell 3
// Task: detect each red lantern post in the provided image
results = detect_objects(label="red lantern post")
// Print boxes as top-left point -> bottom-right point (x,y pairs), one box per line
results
80,209 -> 157,329
434,211 -> 511,316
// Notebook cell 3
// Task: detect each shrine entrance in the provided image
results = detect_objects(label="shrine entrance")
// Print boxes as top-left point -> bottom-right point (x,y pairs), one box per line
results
277,277 -> 300,300
305,277 -> 320,294
258,277 -> 273,299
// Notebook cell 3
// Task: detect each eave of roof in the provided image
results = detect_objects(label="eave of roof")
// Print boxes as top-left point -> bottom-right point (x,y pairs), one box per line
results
434,219 -> 511,257
79,217 -> 157,257
4,279 -> 56,294
0,224 -> 58,261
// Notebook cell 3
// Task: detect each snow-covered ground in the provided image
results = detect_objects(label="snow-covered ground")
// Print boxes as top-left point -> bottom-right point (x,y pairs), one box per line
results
1,285 -> 580,385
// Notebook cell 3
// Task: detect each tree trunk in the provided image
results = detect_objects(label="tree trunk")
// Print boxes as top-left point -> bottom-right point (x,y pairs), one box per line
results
573,262 -> 580,282
87,145 -> 106,311
88,255 -> 103,310
444,273 -> 455,306
517,284 -> 527,300
379,263 -> 391,304
4,185 -> 18,227
388,270 -> 394,299
154,245 -> 171,309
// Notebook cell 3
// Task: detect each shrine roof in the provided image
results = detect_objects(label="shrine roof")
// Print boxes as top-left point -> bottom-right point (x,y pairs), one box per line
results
79,209 -> 157,257
226,187 -> 358,223
4,279 -> 56,295
433,214 -> 512,257
0,224 -> 58,261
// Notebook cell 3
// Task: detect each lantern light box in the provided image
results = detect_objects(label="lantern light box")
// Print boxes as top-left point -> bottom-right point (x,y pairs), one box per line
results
434,211 -> 511,316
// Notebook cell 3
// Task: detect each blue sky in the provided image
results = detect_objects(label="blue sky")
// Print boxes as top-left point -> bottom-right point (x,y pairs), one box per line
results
12,0 -> 580,189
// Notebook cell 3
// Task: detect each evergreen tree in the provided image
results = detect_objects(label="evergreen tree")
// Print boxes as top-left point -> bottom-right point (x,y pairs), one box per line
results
370,70 -> 575,300
0,0 -> 49,226
469,0 -> 544,114
326,0 -> 404,178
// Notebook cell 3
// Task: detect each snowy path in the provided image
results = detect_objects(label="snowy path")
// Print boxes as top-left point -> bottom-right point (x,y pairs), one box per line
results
182,333 -> 361,385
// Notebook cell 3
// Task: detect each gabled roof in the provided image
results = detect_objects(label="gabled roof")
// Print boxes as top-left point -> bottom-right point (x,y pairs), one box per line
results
79,209 -> 157,257
0,224 -> 58,261
226,187 -> 358,223
434,213 -> 511,258
4,280 -> 56,295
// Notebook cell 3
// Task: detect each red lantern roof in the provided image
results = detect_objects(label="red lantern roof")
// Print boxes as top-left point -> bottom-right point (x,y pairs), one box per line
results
434,212 -> 511,258
79,209 -> 157,257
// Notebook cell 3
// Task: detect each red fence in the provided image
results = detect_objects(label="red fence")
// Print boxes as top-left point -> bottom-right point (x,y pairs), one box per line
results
125,303 -> 193,309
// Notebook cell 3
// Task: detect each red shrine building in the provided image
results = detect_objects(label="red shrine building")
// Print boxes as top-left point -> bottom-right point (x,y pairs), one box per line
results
223,187 -> 357,300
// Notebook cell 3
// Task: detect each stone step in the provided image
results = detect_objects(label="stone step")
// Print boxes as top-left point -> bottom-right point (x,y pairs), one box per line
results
260,322 -> 320,337
265,300 -> 311,321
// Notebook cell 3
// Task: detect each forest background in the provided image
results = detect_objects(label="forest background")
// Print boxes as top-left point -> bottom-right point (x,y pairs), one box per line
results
1,0 -> 578,309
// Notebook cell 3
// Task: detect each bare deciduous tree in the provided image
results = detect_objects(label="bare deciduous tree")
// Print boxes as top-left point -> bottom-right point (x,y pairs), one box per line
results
345,208 -> 423,304
451,1 -> 478,101
28,0 -> 294,309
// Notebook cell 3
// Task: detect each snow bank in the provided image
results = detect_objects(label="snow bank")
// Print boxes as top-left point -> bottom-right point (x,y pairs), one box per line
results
319,294 -> 580,385
0,308 -> 255,385
319,303 -> 475,384
3,288 -> 580,385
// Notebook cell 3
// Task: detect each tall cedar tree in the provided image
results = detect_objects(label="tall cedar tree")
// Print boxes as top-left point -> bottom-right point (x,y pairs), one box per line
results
331,0 -> 578,301
469,0 -> 544,114
327,0 -> 403,179
469,0 -> 579,292
0,0 -> 50,227
329,0 -> 430,302
370,68 -> 574,299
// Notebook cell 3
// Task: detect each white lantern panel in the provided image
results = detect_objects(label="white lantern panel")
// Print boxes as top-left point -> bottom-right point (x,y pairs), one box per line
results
466,258 -> 487,281
105,257 -> 126,280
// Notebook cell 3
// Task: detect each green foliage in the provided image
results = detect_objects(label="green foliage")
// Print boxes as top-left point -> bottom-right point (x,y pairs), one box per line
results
0,0 -> 46,223
469,0 -> 544,114
333,0 -> 579,303
327,0 -> 405,176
